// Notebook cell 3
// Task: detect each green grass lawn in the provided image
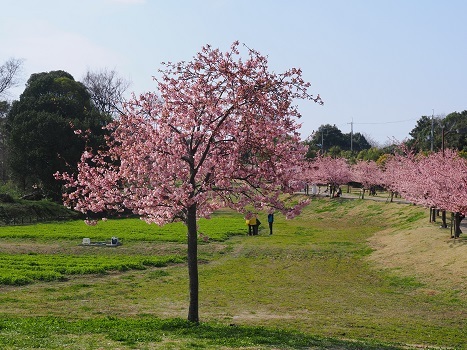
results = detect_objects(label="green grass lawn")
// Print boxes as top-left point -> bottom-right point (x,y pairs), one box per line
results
0,197 -> 465,349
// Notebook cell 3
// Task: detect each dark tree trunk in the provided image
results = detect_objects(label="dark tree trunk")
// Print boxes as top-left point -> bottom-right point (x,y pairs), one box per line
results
186,203 -> 199,323
453,212 -> 463,238
430,207 -> 436,222
440,210 -> 447,228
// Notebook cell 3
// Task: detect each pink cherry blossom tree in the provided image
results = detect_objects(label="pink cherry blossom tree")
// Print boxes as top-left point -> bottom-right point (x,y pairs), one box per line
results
379,154 -> 400,202
384,148 -> 467,237
57,42 -> 322,322
411,149 -> 466,236
304,155 -> 351,197
351,160 -> 384,199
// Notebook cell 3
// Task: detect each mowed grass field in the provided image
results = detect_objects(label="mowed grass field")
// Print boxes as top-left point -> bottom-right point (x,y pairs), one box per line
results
0,196 -> 465,349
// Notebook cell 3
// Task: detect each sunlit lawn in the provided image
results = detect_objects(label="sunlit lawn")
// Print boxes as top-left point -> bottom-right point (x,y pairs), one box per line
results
0,197 -> 465,349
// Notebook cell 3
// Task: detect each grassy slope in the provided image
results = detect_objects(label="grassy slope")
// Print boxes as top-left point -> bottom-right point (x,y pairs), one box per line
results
0,197 -> 465,349
0,199 -> 80,225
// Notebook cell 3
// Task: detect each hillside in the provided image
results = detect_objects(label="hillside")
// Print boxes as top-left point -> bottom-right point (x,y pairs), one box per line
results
367,207 -> 466,298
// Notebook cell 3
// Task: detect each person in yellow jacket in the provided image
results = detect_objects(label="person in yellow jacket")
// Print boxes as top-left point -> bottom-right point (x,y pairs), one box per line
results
245,221 -> 251,235
249,214 -> 257,235
245,212 -> 259,236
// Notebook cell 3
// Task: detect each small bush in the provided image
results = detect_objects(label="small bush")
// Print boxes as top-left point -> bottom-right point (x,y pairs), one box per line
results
0,193 -> 14,203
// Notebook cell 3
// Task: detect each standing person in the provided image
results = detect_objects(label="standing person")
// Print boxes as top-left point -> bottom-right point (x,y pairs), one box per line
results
254,214 -> 261,235
245,212 -> 253,236
267,212 -> 274,235
249,213 -> 257,236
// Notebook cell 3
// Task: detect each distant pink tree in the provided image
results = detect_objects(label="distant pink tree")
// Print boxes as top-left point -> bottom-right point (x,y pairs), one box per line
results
379,155 -> 398,201
351,160 -> 384,199
412,149 -> 466,236
383,149 -> 433,207
304,155 -> 351,197
57,42 -> 322,322
419,149 -> 467,216
384,148 -> 467,237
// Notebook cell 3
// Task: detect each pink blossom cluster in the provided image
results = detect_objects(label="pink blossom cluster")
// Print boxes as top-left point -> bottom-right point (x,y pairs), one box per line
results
56,41 -> 322,226
385,149 -> 467,215
302,155 -> 351,188
350,160 -> 384,190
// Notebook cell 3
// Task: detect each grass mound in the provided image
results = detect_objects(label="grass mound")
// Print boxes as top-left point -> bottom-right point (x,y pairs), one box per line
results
0,199 -> 80,225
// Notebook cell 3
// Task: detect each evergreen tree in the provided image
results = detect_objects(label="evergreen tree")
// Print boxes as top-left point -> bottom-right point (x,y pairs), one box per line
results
7,70 -> 109,200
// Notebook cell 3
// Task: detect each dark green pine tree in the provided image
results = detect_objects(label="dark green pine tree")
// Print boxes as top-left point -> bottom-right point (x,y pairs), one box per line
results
6,70 -> 110,200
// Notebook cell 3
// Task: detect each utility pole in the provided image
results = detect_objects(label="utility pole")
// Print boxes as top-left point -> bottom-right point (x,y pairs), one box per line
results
321,130 -> 324,152
348,119 -> 353,152
319,127 -> 331,153
431,109 -> 434,152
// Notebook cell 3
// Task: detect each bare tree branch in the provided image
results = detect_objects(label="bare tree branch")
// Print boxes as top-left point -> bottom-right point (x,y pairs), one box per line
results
82,68 -> 131,117
0,58 -> 24,97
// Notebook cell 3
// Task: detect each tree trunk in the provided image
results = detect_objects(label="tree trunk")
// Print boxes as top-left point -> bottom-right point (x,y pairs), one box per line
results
453,212 -> 462,238
430,207 -> 436,222
440,210 -> 447,228
186,203 -> 199,323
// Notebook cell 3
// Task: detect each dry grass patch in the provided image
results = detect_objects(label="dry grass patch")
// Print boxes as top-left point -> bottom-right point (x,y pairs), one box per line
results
367,209 -> 467,298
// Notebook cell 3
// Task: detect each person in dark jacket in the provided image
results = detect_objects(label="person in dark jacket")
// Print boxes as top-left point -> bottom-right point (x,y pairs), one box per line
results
267,212 -> 274,235
252,213 -> 260,235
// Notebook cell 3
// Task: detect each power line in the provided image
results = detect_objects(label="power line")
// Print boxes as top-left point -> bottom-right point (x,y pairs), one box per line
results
353,118 -> 418,125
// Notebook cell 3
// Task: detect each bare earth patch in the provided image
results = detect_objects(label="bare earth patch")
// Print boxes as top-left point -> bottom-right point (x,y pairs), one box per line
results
367,218 -> 467,297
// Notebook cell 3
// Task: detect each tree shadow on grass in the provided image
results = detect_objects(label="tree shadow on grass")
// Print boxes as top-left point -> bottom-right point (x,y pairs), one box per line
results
0,316 -> 405,349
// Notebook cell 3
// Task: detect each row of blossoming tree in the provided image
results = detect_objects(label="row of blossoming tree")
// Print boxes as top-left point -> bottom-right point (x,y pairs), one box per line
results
302,149 -> 467,237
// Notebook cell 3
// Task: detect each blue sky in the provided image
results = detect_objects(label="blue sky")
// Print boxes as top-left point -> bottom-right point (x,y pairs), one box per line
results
1,0 -> 466,145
